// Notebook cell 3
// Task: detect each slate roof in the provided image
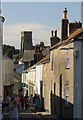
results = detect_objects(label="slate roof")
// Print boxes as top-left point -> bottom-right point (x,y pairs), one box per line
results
14,72 -> 21,82
20,50 -> 35,62
36,55 -> 50,64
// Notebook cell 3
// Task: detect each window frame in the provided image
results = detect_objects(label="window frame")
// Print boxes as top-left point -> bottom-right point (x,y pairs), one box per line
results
64,84 -> 69,107
51,53 -> 54,70
66,49 -> 70,69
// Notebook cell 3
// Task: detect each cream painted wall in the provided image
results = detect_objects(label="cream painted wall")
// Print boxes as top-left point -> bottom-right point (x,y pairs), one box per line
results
42,62 -> 51,112
50,42 -> 74,117
50,42 -> 74,103
22,67 -> 36,96
2,57 -> 14,97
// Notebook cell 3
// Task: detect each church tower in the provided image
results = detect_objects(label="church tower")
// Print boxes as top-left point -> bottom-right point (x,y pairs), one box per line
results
20,31 -> 33,58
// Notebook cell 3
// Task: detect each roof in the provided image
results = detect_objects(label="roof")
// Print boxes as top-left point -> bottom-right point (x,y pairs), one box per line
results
14,64 -> 20,69
23,55 -> 50,73
50,28 -> 83,51
36,55 -> 50,65
20,50 -> 35,62
42,47 -> 50,56
22,61 -> 36,73
14,72 -> 21,82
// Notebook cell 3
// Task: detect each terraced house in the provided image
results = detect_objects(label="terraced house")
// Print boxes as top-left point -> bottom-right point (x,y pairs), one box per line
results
49,8 -> 83,118
21,8 -> 83,118
41,8 -> 83,118
2,56 -> 14,98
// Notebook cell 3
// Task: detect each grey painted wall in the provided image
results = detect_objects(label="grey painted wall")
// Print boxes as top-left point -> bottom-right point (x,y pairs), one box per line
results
74,38 -> 83,118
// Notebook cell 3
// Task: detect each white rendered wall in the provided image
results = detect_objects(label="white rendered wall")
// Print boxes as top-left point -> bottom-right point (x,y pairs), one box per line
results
35,64 -> 42,95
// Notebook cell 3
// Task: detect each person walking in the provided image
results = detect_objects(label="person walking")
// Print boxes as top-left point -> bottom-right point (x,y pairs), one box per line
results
20,95 -> 24,111
34,95 -> 41,112
33,94 -> 37,105
24,93 -> 28,110
30,94 -> 33,107
14,95 -> 20,109
10,101 -> 20,120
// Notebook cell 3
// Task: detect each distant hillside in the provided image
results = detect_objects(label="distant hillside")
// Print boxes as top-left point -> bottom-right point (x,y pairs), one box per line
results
3,44 -> 20,60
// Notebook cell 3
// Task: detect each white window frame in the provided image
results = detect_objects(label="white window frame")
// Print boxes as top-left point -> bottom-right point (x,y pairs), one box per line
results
51,53 -> 54,70
66,49 -> 70,69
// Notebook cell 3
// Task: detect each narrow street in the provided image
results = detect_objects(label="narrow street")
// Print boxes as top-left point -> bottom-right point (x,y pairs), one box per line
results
3,112 -> 41,119
0,2 -> 82,120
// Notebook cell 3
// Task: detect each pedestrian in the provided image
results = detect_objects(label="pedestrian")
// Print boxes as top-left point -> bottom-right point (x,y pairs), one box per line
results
3,94 -> 11,112
20,95 -> 24,111
24,93 -> 28,109
34,95 -> 41,112
10,101 -> 20,120
33,94 -> 37,105
30,94 -> 33,107
3,96 -> 8,112
14,95 -> 20,109
26,97 -> 31,109
12,93 -> 16,101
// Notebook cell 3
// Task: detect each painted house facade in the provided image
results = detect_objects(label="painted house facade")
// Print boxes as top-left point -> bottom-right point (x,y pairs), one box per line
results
22,65 -> 36,96
41,55 -> 51,112
2,56 -> 14,98
21,8 -> 83,118
50,28 -> 83,118
35,64 -> 42,96
74,35 -> 83,119
21,28 -> 83,118
28,67 -> 36,96
50,42 -> 74,117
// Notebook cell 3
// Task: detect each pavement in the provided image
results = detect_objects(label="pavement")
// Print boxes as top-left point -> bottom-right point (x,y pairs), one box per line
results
36,111 -> 58,119
2,110 -> 58,119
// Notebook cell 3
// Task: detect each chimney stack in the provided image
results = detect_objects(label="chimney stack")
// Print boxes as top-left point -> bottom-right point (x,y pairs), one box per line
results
34,43 -> 43,62
69,21 -> 82,35
61,8 -> 69,41
50,30 -> 60,47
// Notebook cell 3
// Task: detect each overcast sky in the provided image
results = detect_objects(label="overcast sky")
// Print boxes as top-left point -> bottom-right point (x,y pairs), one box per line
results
2,2 -> 81,49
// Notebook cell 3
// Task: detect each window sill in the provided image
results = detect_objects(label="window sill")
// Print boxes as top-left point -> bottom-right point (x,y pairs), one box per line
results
65,67 -> 70,69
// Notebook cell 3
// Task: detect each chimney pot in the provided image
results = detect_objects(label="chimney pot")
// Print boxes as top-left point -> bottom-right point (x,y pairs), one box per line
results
55,30 -> 57,37
51,31 -> 54,37
63,8 -> 68,19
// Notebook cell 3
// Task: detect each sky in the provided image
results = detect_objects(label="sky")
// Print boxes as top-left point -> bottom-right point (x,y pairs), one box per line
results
2,2 -> 81,49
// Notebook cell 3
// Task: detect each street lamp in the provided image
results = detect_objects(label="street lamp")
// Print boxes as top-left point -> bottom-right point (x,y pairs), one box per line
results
0,2 -> 5,120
